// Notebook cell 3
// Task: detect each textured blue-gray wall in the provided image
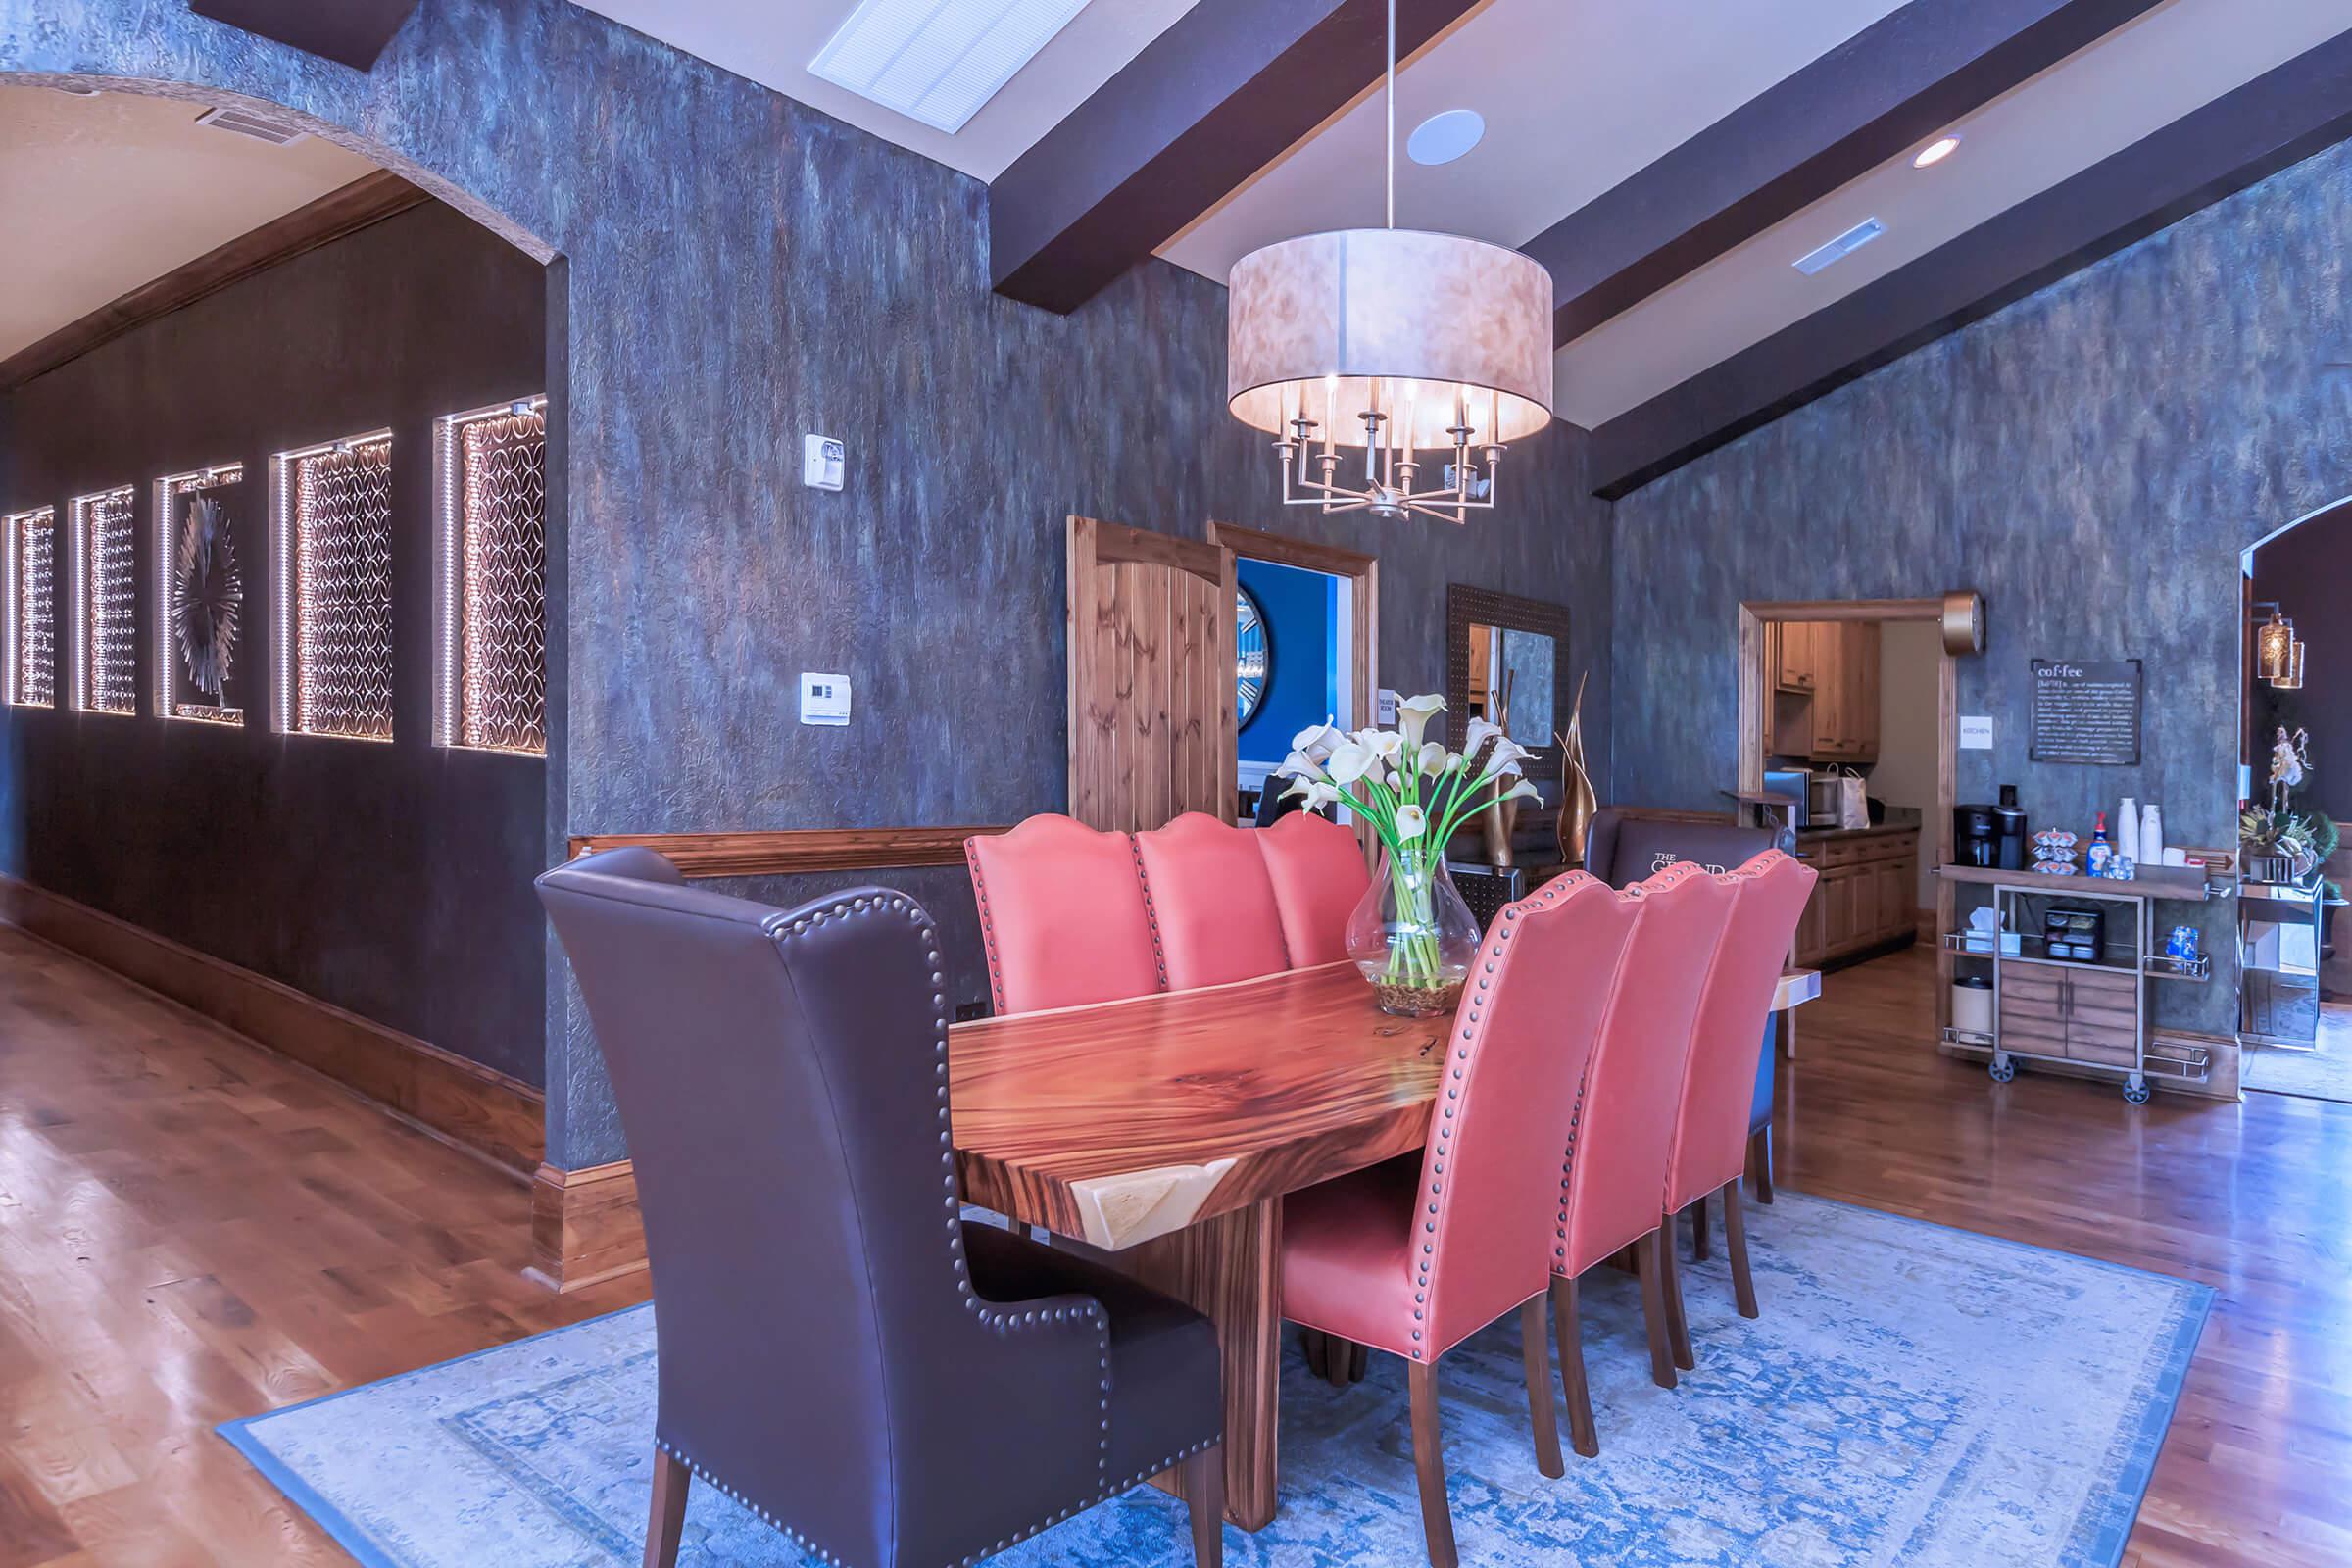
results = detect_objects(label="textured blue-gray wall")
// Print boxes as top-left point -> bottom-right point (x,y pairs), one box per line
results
1612,139 -> 2352,1034
2,0 -> 1613,1164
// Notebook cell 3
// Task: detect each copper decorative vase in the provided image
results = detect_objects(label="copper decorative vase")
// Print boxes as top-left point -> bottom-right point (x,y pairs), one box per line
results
1555,671 -> 1597,867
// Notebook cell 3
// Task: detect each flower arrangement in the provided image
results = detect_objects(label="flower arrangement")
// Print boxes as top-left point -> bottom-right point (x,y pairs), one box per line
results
1276,694 -> 1542,1014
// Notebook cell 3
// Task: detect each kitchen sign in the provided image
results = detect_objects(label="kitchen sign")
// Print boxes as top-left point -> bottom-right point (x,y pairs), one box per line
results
2029,658 -> 2141,765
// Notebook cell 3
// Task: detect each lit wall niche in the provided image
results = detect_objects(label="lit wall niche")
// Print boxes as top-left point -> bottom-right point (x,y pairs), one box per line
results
3,507 -> 57,708
432,398 -> 547,755
271,432 -> 394,741
71,485 -> 137,714
155,463 -> 247,723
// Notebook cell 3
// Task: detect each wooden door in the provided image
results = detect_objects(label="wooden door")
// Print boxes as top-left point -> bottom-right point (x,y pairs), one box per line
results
1067,514 -> 1238,832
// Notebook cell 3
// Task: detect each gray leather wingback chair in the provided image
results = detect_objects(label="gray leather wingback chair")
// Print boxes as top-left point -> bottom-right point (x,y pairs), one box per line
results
537,850 -> 1225,1568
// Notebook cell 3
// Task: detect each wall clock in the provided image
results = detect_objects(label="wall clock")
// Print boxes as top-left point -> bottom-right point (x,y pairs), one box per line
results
175,495 -> 243,702
1236,585 -> 1273,729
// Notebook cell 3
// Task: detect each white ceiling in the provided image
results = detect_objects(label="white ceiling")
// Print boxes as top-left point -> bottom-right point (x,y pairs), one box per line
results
0,87 -> 377,363
574,0 -> 1201,180
1550,0 -> 2352,426
1157,0 -> 1908,286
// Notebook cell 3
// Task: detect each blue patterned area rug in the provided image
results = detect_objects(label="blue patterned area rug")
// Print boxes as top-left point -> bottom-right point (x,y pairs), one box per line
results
221,1195 -> 2208,1568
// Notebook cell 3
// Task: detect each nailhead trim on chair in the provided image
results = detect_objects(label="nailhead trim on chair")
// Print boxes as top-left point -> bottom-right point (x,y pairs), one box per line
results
964,841 -> 1009,1015
655,892 -> 1166,1568
1129,835 -> 1172,989
1410,871 -> 1597,1361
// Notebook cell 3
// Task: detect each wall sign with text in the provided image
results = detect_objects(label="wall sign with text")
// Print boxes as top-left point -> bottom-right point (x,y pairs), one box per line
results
2029,658 -> 2141,765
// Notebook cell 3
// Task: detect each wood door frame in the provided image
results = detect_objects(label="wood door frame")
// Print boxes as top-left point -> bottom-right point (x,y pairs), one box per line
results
1739,596 -> 1967,1035
1206,522 -> 1378,741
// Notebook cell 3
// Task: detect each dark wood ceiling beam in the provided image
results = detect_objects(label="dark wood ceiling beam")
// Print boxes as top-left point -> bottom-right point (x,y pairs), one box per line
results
188,0 -> 422,71
0,171 -> 426,391
1526,0 -> 2167,348
1586,29 -> 2352,501
989,0 -> 1480,315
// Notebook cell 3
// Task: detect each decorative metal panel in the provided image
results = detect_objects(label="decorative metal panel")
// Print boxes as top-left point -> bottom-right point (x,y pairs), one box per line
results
457,410 -> 546,753
6,509 -> 56,707
294,440 -> 395,740
78,487 -> 136,714
159,466 -> 245,723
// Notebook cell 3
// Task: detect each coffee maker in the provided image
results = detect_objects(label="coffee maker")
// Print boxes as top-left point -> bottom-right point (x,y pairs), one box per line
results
1955,785 -> 2029,870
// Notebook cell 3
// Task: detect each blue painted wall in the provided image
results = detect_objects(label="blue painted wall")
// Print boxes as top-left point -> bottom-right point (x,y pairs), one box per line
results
1236,558 -> 1339,764
1610,137 -> 2352,1034
2,0 -> 1616,1165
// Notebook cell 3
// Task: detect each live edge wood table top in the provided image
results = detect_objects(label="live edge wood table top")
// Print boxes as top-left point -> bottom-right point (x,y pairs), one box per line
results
950,961 -> 1444,1253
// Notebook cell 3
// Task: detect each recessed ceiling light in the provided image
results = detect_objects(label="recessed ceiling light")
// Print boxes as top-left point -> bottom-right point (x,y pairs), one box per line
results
1792,217 -> 1886,276
1407,109 -> 1485,167
1912,134 -> 1963,169
810,0 -> 1094,134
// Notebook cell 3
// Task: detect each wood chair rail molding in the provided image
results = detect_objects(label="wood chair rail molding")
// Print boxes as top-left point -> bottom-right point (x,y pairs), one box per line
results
565,824 -> 1013,878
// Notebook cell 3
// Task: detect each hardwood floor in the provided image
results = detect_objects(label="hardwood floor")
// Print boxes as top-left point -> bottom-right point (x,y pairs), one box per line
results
4,930 -> 2349,1563
0,927 -> 646,1566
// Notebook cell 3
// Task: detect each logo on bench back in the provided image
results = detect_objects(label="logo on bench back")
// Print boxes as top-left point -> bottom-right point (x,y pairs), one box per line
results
1650,852 -> 1730,875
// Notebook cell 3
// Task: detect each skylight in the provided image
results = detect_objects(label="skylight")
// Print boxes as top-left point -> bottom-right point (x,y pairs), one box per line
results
810,0 -> 1095,134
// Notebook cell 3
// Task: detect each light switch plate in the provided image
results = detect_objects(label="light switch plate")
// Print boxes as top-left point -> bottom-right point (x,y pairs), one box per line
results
803,434 -> 845,491
1959,715 -> 1993,750
800,672 -> 852,726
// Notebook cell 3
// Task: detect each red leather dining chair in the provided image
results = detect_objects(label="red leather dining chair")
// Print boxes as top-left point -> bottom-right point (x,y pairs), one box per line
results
1251,810 -> 1371,967
1281,874 -> 1639,1568
1657,850 -> 1817,1357
966,814 -> 1164,1013
1134,812 -> 1292,988
1548,862 -> 1737,1457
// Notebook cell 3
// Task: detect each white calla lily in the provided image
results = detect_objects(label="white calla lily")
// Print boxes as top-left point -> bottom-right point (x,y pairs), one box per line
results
1324,740 -> 1378,786
1302,780 -> 1342,811
1417,741 -> 1448,778
1394,804 -> 1427,842
1272,750 -> 1327,782
1292,721 -> 1347,762
1396,693 -> 1446,747
1494,778 -> 1542,806
1356,728 -> 1405,763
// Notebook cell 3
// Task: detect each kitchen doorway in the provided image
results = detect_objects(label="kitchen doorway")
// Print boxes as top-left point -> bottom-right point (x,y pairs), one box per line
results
1737,596 -> 1976,1042
1209,523 -> 1377,825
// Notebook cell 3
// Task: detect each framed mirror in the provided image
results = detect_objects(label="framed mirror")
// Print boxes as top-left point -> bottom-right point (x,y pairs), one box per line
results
1446,583 -> 1570,784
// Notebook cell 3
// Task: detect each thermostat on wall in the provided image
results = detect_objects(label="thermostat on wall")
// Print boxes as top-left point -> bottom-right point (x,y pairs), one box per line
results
800,673 -> 853,726
803,434 -> 845,491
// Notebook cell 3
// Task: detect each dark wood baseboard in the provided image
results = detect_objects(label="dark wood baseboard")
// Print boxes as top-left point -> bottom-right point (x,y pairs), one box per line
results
527,1158 -> 647,1292
0,873 -> 543,1173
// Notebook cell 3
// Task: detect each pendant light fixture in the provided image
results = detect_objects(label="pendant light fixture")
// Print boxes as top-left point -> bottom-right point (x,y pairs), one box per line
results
2274,636 -> 2306,692
1225,0 -> 1554,524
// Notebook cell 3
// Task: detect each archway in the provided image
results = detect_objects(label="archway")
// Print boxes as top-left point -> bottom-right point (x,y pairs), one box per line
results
2237,492 -> 2349,1093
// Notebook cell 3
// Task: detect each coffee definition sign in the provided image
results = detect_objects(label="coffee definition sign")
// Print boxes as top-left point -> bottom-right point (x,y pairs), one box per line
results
2029,658 -> 2141,765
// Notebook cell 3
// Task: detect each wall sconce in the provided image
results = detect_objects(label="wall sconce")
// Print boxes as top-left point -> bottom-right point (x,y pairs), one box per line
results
2255,605 -> 2294,682
2273,636 -> 2306,692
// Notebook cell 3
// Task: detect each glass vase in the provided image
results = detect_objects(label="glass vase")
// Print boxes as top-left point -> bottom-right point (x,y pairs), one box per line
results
1344,843 -> 1482,1017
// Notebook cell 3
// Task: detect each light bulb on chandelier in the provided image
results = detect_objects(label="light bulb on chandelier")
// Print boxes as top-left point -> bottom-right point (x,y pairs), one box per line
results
1224,0 -> 1554,524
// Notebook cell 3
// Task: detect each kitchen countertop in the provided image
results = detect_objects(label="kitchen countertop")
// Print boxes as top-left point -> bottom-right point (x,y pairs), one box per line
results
1797,822 -> 1922,841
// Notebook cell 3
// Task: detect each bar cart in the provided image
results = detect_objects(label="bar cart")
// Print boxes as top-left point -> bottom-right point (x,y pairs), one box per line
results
1937,862 -> 2220,1102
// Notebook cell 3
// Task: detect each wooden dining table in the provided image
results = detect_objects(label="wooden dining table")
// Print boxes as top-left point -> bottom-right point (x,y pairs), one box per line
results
949,957 -> 1820,1531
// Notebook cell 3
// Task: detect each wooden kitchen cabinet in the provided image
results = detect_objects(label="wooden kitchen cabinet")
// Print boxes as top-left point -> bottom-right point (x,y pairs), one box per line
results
1792,825 -> 1919,967
1772,620 -> 1880,763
